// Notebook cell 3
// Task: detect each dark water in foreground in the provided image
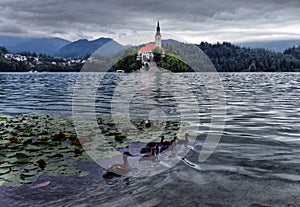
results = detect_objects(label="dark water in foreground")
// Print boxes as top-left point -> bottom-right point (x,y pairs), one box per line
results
1,72 -> 300,207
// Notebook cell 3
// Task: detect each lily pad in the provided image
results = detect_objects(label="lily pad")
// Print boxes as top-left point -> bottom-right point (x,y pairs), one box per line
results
0,162 -> 13,168
0,113 -> 191,187
0,168 -> 10,175
0,179 -> 5,186
0,140 -> 10,145
79,171 -> 90,177
3,157 -> 18,164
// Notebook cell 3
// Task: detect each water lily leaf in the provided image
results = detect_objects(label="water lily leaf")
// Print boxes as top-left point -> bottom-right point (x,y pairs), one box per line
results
59,167 -> 81,176
79,171 -> 89,177
16,153 -> 29,159
0,168 -> 10,175
23,164 -> 39,171
0,140 -> 10,145
20,169 -> 40,178
11,165 -> 23,172
3,157 -> 18,164
25,144 -> 41,152
5,152 -> 17,158
0,113 -> 191,187
16,159 -> 32,164
0,170 -> 20,182
0,162 -> 13,168
20,177 -> 39,184
4,181 -> 22,187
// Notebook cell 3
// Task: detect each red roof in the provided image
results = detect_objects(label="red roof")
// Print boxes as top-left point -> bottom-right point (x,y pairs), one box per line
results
138,43 -> 156,54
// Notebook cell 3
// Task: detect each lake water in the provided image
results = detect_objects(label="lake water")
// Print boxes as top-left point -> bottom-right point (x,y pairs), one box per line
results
1,72 -> 300,207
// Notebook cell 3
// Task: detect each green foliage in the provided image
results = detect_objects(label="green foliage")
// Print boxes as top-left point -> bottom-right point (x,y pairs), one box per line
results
0,114 -> 91,187
0,46 -> 8,55
113,53 -> 142,72
0,46 -> 30,72
0,113 -> 190,187
155,53 -> 190,72
284,46 -> 300,60
152,47 -> 164,54
0,58 -> 30,72
113,49 -> 189,73
198,42 -> 300,72
0,47 -> 84,72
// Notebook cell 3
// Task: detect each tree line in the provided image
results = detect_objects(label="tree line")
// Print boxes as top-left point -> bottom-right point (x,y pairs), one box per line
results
198,42 -> 300,72
2,42 -> 300,72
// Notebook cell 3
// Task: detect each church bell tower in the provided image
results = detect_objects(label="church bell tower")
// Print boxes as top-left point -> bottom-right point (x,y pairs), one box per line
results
155,21 -> 162,48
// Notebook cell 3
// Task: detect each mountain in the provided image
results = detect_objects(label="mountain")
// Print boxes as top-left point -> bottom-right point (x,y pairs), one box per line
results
0,36 -> 70,55
10,38 -> 70,56
92,40 -> 131,57
163,39 -> 180,45
0,36 -> 31,48
237,40 -> 300,53
55,37 -> 114,58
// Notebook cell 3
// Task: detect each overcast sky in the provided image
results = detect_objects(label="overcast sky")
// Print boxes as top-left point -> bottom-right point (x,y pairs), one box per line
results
0,0 -> 299,43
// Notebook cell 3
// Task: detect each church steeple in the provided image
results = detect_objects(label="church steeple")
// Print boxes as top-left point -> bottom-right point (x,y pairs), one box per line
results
156,21 -> 160,35
155,21 -> 162,48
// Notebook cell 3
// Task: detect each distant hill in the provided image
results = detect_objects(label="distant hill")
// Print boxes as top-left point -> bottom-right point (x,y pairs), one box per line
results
0,36 -> 31,48
89,39 -> 131,57
9,38 -> 70,56
55,38 -> 129,58
237,40 -> 300,53
163,39 -> 180,45
0,36 -> 70,55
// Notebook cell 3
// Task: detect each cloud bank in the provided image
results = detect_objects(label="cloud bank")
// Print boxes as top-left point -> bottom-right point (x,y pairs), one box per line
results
0,0 -> 299,43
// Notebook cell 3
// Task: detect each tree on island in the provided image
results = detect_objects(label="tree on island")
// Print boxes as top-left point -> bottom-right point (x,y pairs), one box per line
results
112,50 -> 190,73
112,54 -> 142,72
152,47 -> 190,72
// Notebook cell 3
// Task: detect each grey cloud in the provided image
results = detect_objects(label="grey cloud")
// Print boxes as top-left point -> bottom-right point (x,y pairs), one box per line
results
0,0 -> 299,42
0,24 -> 27,34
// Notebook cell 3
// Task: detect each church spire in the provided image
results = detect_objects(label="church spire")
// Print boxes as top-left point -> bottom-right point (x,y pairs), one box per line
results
156,21 -> 160,35
155,21 -> 162,49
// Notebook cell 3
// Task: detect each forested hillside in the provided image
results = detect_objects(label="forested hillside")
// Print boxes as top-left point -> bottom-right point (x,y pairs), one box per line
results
198,42 -> 300,72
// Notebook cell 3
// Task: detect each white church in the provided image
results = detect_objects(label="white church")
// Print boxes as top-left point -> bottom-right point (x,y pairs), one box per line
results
137,21 -> 164,63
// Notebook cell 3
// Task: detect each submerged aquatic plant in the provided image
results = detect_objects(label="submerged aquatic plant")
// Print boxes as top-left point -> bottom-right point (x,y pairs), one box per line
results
0,114 -> 188,187
0,114 -> 90,187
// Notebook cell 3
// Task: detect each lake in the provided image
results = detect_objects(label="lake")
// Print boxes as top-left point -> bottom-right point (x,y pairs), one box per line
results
1,72 -> 300,207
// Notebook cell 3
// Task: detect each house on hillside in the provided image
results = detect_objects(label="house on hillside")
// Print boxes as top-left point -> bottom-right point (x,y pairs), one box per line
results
13,55 -> 27,62
3,54 -> 14,60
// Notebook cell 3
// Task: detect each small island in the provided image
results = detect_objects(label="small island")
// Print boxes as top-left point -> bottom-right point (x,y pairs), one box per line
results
112,21 -> 191,73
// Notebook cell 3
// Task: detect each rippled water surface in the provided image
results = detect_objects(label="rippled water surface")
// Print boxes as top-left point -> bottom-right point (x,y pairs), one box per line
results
1,72 -> 300,207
